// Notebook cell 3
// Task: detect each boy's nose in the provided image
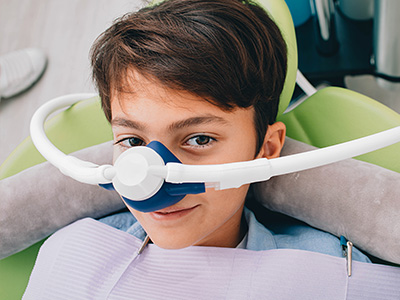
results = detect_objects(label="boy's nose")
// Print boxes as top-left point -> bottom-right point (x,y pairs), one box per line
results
104,140 -> 206,213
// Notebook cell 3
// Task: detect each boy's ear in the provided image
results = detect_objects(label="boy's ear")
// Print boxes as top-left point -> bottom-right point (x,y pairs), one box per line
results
258,121 -> 286,159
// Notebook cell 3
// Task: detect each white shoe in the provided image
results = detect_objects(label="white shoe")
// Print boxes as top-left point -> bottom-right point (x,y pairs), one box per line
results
0,48 -> 47,99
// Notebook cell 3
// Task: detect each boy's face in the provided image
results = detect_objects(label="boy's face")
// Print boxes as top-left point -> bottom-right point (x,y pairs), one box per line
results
111,70 -> 283,249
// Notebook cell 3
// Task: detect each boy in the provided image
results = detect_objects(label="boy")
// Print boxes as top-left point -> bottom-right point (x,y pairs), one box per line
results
24,0 -> 369,297
91,0 -> 289,250
91,0 -> 367,257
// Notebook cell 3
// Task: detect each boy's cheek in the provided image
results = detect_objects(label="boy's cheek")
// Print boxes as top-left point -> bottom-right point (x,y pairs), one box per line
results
112,146 -> 122,164
122,186 -> 249,247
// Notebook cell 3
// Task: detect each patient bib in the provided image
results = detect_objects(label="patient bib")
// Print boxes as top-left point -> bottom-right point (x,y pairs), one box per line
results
24,218 -> 400,300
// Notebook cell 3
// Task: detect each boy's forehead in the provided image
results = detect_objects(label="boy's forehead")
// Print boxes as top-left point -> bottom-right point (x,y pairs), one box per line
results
112,69 -> 235,113
110,68 -> 256,130
110,92 -> 250,124
112,69 -> 201,107
110,87 -> 221,117
110,92 -> 256,135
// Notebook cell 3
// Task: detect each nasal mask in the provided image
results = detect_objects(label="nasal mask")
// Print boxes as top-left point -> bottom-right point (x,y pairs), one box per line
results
30,94 -> 400,213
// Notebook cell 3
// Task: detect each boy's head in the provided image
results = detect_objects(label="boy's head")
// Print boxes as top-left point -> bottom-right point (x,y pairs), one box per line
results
91,0 -> 287,154
91,0 -> 287,249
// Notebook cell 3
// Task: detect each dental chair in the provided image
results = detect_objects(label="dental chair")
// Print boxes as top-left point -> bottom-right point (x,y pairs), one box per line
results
0,0 -> 399,299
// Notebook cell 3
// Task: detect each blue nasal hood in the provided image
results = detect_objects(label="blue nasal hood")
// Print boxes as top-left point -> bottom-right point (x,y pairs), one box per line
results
100,141 -> 205,212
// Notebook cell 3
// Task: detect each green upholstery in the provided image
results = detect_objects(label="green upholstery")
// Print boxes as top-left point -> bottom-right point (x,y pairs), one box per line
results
0,97 -> 112,179
256,0 -> 297,117
278,87 -> 400,173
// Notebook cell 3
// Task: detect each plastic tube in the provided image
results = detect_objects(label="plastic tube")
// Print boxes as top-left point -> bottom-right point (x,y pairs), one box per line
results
30,94 -> 114,184
166,126 -> 400,189
268,126 -> 400,177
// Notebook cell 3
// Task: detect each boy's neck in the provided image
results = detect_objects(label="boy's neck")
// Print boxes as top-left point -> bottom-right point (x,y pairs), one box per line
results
195,207 -> 248,248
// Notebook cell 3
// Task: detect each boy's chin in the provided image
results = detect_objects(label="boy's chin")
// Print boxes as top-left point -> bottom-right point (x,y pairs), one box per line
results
149,233 -> 198,250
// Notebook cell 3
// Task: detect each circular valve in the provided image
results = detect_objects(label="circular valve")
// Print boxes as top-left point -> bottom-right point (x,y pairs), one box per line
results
112,146 -> 165,201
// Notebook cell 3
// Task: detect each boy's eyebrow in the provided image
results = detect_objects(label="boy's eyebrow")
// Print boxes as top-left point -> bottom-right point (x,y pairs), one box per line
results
167,115 -> 228,132
111,118 -> 146,131
111,115 -> 228,132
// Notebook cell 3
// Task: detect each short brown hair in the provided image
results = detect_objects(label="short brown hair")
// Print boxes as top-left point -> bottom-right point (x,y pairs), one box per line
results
91,0 -> 287,153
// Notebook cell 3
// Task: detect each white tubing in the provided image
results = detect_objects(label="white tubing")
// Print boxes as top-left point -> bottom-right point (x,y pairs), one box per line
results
30,94 -> 114,185
269,126 -> 400,176
165,159 -> 271,190
165,126 -> 400,189
30,94 -> 400,192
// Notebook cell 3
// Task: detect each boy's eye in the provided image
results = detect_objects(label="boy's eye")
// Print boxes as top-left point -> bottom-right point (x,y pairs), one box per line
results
117,137 -> 145,147
185,135 -> 215,147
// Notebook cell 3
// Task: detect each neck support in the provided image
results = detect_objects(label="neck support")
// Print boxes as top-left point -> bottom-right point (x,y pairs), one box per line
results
30,94 -> 400,213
